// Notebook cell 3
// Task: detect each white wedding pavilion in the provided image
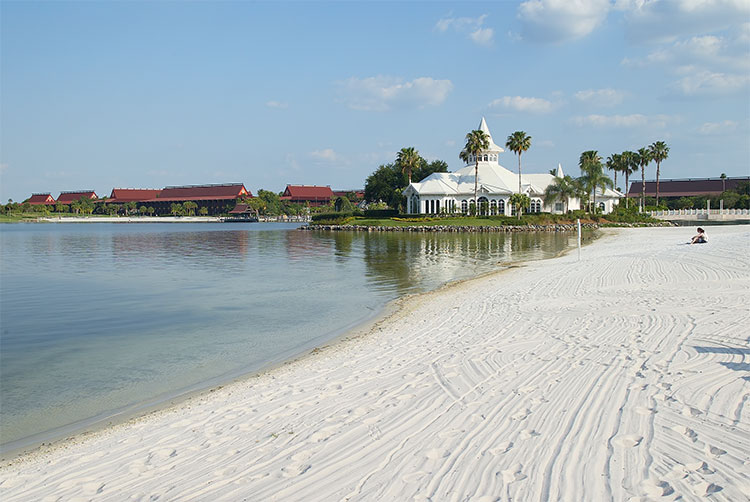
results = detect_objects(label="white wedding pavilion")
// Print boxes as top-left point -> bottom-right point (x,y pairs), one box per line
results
403,118 -> 623,215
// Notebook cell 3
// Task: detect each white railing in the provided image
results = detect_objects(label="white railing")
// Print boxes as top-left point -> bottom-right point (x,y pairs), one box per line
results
648,208 -> 750,217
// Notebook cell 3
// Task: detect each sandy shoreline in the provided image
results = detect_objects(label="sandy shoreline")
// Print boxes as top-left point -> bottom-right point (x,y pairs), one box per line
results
1,226 -> 748,501
37,216 -> 224,223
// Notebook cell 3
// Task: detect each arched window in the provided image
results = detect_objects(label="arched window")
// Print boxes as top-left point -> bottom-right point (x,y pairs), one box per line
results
461,200 -> 468,214
410,195 -> 419,214
530,199 -> 542,213
478,197 -> 489,216
598,201 -> 606,212
498,199 -> 505,215
490,199 -> 497,215
483,155 -> 488,161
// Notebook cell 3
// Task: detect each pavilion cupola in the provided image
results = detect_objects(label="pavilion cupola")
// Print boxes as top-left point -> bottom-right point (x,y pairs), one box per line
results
464,117 -> 505,166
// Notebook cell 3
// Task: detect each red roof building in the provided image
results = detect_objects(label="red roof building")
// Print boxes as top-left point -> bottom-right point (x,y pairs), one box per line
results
107,188 -> 161,203
152,183 -> 250,202
627,177 -> 750,198
57,191 -> 98,204
333,189 -> 365,200
144,184 -> 252,215
281,185 -> 334,206
25,193 -> 56,205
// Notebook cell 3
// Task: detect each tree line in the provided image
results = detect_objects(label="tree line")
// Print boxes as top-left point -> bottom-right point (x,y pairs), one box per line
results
366,127 -> 682,217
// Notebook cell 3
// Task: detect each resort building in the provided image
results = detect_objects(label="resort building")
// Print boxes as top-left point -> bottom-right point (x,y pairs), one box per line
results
99,184 -> 251,215
145,184 -> 252,215
627,177 -> 750,199
25,193 -> 56,205
280,185 -> 334,206
333,189 -> 365,201
105,188 -> 161,204
403,118 -> 622,215
56,191 -> 98,205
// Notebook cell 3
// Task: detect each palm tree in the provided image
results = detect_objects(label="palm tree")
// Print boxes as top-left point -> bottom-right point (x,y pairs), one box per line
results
606,153 -> 620,190
183,201 -> 198,216
620,150 -> 638,208
543,174 -> 578,213
397,146 -> 420,184
637,147 -> 652,210
509,193 -> 530,220
649,141 -> 669,206
459,129 -> 490,209
720,172 -> 727,192
505,131 -> 532,194
579,151 -> 613,213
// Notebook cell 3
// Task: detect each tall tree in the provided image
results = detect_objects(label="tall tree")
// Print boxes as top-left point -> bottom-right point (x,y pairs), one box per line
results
579,151 -> 613,213
364,158 -> 448,210
637,147 -> 653,210
509,193 -> 530,220
459,129 -> 490,209
620,150 -> 638,209
505,131 -> 532,194
543,175 -> 578,213
606,154 -> 620,190
396,147 -> 420,184
649,141 -> 669,206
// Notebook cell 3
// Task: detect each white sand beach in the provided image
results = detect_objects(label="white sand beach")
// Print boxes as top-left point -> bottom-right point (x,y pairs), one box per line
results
1,225 -> 748,501
38,216 -> 224,223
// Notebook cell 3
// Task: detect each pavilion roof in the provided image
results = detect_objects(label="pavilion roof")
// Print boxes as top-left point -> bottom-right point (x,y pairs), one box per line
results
107,188 -> 161,202
57,191 -> 97,204
282,185 -> 334,199
26,193 -> 56,205
148,184 -> 251,202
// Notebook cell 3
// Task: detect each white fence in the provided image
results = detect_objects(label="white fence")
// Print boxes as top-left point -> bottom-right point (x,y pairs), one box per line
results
647,208 -> 750,220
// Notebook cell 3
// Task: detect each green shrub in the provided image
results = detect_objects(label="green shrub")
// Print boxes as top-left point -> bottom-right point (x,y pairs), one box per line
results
604,204 -> 659,223
364,209 -> 399,218
311,211 -> 354,223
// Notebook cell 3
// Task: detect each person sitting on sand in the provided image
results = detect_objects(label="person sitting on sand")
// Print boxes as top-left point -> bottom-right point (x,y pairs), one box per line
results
691,227 -> 707,244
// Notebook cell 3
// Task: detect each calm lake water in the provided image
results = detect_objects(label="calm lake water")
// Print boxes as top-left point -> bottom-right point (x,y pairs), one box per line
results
0,222 -> 584,452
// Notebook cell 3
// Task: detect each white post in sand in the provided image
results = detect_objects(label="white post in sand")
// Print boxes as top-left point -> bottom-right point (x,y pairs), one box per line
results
577,219 -> 582,261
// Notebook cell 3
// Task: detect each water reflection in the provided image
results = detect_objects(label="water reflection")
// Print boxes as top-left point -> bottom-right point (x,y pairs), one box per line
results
111,230 -> 250,265
357,230 -> 578,295
0,223 -> 583,449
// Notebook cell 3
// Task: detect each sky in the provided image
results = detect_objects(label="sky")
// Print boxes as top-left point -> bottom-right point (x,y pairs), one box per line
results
1,0 -> 749,202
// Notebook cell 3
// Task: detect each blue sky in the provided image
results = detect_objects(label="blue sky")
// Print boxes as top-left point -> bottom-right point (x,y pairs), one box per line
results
2,0 -> 748,202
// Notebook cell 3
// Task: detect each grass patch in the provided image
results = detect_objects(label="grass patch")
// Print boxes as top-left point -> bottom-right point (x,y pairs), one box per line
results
310,208 -> 663,228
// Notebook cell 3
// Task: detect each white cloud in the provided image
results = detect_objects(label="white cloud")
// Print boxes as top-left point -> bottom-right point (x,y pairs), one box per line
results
470,27 -> 495,46
266,101 -> 288,109
574,88 -> 626,107
673,70 -> 750,96
698,120 -> 738,134
435,13 -> 494,46
619,0 -> 750,43
571,113 -> 673,128
488,95 -> 559,114
517,0 -> 611,43
622,33 -> 747,72
338,76 -> 453,112
309,149 -> 339,162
